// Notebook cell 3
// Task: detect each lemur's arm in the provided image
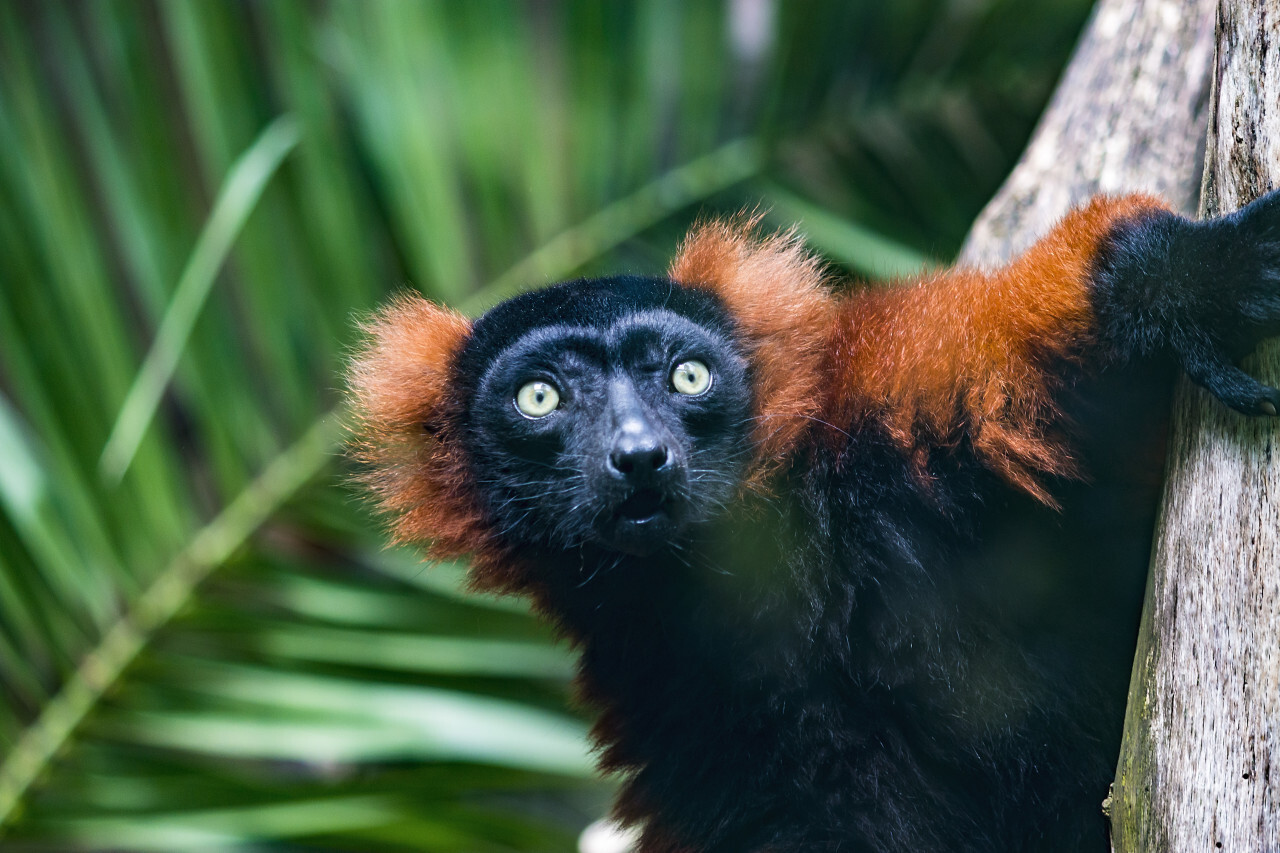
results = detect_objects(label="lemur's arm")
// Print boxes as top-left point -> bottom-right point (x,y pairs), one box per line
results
834,193 -> 1280,500
830,195 -> 1173,498
671,192 -> 1280,501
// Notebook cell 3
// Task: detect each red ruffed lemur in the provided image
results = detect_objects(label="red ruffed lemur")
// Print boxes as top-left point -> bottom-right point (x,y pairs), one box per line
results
347,191 -> 1280,852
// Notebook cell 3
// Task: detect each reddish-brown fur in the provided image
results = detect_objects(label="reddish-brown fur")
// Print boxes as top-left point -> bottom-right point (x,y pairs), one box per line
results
346,294 -> 523,591
346,293 -> 480,554
829,194 -> 1169,501
347,195 -> 1170,564
668,196 -> 1169,502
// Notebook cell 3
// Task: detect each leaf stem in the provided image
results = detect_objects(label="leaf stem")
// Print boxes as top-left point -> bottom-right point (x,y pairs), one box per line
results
460,137 -> 765,314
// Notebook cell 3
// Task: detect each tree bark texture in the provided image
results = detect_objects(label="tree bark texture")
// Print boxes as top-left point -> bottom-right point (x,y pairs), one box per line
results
1110,3 -> 1280,850
959,0 -> 1214,267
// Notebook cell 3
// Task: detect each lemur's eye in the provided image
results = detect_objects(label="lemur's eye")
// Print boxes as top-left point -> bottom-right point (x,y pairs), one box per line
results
671,360 -> 712,396
515,381 -> 560,418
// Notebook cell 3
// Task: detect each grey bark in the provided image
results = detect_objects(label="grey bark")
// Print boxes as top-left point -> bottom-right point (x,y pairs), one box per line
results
959,0 -> 1214,266
1109,2 -> 1280,850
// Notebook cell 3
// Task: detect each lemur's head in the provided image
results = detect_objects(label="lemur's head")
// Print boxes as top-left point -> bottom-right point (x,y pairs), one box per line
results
347,220 -> 833,590
453,276 -> 752,556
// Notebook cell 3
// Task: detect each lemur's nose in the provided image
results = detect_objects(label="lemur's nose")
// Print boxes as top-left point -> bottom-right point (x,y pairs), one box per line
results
610,442 -> 669,477
606,379 -> 673,481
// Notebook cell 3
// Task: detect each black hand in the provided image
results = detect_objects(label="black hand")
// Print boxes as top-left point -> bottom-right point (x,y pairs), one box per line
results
1092,188 -> 1280,416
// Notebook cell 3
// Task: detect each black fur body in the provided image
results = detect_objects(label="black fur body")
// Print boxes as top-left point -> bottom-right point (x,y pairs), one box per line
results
350,190 -> 1280,852
459,282 -> 1108,851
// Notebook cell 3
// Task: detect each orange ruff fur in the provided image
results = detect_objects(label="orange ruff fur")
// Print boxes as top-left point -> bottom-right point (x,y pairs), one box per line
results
345,294 -> 515,580
670,217 -> 838,487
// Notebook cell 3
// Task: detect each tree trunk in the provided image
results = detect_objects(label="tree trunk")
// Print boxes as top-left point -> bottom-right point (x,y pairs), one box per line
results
959,0 -> 1214,267
1109,2 -> 1280,849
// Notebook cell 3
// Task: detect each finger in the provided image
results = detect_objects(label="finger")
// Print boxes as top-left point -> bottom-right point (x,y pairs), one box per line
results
1182,351 -> 1280,417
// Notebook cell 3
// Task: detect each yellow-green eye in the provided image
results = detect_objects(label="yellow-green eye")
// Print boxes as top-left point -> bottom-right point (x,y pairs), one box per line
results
671,360 -> 712,396
515,381 -> 560,418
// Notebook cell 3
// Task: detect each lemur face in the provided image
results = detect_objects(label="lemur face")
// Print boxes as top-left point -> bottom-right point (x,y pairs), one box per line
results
455,277 -> 753,556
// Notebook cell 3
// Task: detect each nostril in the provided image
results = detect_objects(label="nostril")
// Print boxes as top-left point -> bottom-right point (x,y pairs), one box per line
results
610,444 -> 670,477
610,450 -> 633,476
649,445 -> 669,470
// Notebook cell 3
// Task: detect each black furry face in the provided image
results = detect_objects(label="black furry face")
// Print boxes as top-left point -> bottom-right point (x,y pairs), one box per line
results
456,277 -> 753,556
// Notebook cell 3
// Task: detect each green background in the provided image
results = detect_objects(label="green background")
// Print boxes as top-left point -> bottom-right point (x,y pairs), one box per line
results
0,1 -> 1094,849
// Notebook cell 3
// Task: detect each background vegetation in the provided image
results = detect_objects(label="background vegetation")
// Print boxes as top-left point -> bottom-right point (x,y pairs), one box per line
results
0,1 -> 1094,849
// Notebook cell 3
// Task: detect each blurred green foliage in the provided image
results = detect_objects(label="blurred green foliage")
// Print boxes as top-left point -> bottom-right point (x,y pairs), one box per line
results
0,1 -> 1092,849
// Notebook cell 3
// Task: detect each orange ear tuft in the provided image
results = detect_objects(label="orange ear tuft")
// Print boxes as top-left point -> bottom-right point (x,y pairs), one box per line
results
670,217 -> 838,485
346,293 -> 491,561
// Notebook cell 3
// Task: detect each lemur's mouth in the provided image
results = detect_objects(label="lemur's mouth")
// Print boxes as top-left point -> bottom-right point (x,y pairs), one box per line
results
617,488 -> 665,522
602,487 -> 679,556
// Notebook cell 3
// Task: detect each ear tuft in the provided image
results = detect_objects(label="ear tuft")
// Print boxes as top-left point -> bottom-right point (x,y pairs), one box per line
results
346,293 -> 491,560
670,216 -> 837,484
